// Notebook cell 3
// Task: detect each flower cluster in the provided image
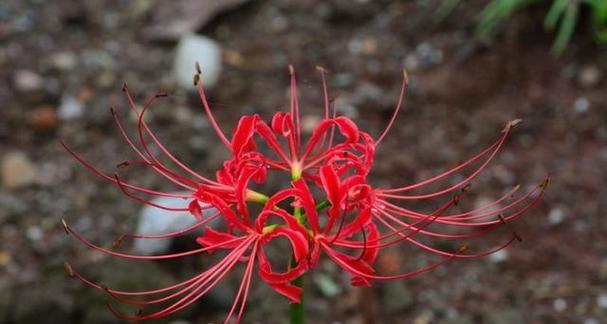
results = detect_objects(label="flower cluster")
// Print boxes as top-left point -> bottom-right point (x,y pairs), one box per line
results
63,65 -> 547,323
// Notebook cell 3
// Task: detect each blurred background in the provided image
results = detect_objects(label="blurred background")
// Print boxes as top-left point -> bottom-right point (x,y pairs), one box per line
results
0,0 -> 606,323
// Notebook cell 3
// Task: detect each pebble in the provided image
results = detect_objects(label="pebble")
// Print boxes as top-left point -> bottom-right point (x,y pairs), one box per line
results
334,73 -> 354,87
488,249 -> 509,263
348,38 -> 363,55
301,115 -> 322,134
403,53 -> 420,71
173,34 -> 222,90
222,49 -> 245,67
134,194 -> 218,255
577,66 -> 602,88
31,105 -> 58,130
314,273 -> 341,297
472,197 -> 500,222
57,95 -> 84,121
553,298 -> 567,312
597,293 -> 607,308
26,226 -> 43,242
1,151 -> 38,189
573,97 -> 590,114
548,208 -> 565,225
416,42 -> 443,67
49,51 -> 77,71
0,251 -> 11,267
13,69 -> 43,92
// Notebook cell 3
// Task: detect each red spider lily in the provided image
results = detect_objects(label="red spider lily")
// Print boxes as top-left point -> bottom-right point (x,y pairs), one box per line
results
63,65 -> 547,323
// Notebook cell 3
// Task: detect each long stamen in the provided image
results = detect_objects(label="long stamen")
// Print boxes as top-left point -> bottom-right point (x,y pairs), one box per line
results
376,69 -> 408,145
62,219 -> 247,260
61,141 -> 189,199
193,63 -> 231,148
381,120 -> 519,194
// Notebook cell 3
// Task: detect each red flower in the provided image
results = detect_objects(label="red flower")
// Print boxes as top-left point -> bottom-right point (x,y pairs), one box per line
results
63,66 -> 547,322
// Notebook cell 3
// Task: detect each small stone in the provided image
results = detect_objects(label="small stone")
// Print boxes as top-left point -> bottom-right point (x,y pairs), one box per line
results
57,95 -> 84,121
413,311 -> 434,324
301,115 -> 322,134
26,226 -> 43,242
0,251 -> 11,267
472,197 -> 500,222
1,151 -> 38,189
348,38 -> 363,55
489,249 -> 509,263
49,51 -> 77,71
13,69 -> 43,92
553,298 -> 567,312
314,273 -> 341,297
270,15 -> 288,32
548,208 -> 565,225
173,34 -> 222,90
596,293 -> 607,308
573,97 -> 590,114
222,49 -> 245,67
96,71 -> 116,89
403,53 -> 420,71
334,73 -> 354,87
577,66 -> 602,88
174,106 -> 193,123
31,105 -> 58,130
416,43 -> 443,68
360,37 -> 378,55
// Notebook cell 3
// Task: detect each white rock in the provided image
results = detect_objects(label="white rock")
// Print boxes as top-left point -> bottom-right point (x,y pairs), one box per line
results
133,193 -> 217,255
1,151 -> 38,189
548,208 -> 565,225
553,298 -> 567,312
13,70 -> 43,92
488,249 -> 508,263
26,226 -> 43,242
173,34 -> 222,90
57,95 -> 84,120
574,97 -> 590,114
577,66 -> 602,88
49,51 -> 77,71
597,293 -> 607,308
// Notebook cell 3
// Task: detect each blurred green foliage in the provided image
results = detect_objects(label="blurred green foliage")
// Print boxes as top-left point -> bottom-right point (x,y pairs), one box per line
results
436,0 -> 607,54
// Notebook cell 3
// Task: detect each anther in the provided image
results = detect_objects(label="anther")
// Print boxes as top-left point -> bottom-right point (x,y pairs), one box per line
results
288,64 -> 295,75
498,214 -> 523,242
503,118 -> 523,132
193,74 -> 200,86
111,235 -> 125,250
61,219 -> 69,235
539,176 -> 551,190
195,61 -> 202,74
64,261 -> 74,277
457,244 -> 469,253
121,82 -> 128,92
403,69 -> 409,84
116,161 -> 130,169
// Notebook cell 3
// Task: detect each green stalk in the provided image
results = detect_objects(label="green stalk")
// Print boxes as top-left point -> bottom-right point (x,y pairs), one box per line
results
289,267 -> 304,324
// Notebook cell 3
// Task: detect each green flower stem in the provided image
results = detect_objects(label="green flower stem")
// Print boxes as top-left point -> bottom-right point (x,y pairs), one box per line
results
289,268 -> 304,324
